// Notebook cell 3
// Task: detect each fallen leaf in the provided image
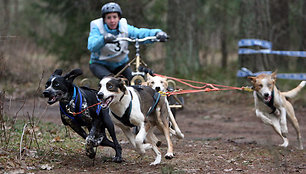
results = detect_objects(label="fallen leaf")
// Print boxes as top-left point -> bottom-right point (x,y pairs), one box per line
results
224,168 -> 233,172
40,164 -> 54,170
51,136 -> 64,142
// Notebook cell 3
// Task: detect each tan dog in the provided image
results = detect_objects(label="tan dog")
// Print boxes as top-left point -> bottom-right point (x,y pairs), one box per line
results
248,72 -> 305,149
145,73 -> 183,121
97,76 -> 184,165
145,74 -> 168,92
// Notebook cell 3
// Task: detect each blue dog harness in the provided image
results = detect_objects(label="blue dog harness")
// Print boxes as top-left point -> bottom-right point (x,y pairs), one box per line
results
60,86 -> 101,120
146,92 -> 161,117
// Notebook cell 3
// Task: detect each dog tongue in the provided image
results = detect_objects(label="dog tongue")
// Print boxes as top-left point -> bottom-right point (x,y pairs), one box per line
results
264,96 -> 272,102
101,97 -> 112,108
50,96 -> 56,102
101,100 -> 108,108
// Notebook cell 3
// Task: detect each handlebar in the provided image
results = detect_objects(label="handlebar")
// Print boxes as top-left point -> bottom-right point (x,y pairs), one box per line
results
114,36 -> 159,43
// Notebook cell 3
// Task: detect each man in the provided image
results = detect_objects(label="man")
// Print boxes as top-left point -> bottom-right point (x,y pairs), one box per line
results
88,2 -> 168,81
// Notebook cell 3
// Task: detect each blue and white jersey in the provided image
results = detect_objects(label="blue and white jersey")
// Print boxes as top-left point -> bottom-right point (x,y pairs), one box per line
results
88,18 -> 161,70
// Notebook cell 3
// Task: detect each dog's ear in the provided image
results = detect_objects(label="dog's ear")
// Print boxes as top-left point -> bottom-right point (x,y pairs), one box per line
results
64,69 -> 83,82
52,69 -> 63,76
118,78 -> 126,94
146,73 -> 153,79
247,76 -> 256,84
271,70 -> 277,80
163,78 -> 169,89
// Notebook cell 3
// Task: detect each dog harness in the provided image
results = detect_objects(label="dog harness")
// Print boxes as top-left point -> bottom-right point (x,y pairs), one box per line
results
146,92 -> 161,116
131,85 -> 162,117
257,90 -> 276,114
111,88 -> 161,127
60,86 -> 101,121
111,91 -> 135,127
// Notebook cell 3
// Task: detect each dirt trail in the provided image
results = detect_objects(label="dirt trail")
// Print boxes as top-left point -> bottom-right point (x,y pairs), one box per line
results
3,92 -> 306,173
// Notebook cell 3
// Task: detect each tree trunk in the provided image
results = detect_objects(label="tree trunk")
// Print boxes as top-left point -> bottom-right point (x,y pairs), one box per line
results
166,0 -> 200,76
221,0 -> 228,69
269,0 -> 290,71
297,0 -> 306,71
239,0 -> 272,72
0,0 -> 10,78
221,31 -> 227,69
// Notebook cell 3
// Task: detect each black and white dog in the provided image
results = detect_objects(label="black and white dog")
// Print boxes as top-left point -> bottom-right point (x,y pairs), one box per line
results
97,76 -> 184,165
43,69 -> 122,162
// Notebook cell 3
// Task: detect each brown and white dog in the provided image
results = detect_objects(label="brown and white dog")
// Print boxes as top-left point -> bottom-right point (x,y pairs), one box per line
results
145,74 -> 168,92
145,74 -> 182,118
248,72 -> 305,149
97,76 -> 184,165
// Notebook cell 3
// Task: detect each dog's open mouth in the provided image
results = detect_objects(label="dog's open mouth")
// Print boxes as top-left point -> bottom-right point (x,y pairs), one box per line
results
100,96 -> 114,109
264,95 -> 272,103
47,94 -> 61,105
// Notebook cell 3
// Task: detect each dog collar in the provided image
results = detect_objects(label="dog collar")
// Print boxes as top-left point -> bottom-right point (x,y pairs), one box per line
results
257,90 -> 276,114
111,91 -> 136,127
72,86 -> 77,100
119,92 -> 125,102
267,90 -> 276,114
146,92 -> 161,117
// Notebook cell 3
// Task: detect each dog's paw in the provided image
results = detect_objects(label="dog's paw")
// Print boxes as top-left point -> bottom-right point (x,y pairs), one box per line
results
93,136 -> 104,147
85,146 -> 96,159
176,132 -> 184,139
298,145 -> 303,150
112,156 -> 123,163
156,141 -> 162,147
179,133 -> 184,139
142,143 -> 152,150
278,144 -> 288,148
86,136 -> 94,145
165,152 -> 174,159
150,156 -> 161,165
279,140 -> 289,148
150,161 -> 160,165
85,138 -> 96,159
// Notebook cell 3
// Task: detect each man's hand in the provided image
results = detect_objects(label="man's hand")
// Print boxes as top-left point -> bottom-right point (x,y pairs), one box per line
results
156,31 -> 168,42
104,33 -> 117,43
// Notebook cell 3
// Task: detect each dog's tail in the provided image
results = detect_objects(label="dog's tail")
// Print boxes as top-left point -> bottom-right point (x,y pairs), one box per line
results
163,98 -> 184,139
281,81 -> 306,99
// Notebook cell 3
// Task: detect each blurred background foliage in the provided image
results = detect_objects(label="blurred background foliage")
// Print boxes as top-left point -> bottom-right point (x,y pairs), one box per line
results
0,0 -> 306,96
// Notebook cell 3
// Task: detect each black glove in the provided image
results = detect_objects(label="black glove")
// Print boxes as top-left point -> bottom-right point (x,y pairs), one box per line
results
138,66 -> 154,76
156,31 -> 168,42
104,33 -> 116,43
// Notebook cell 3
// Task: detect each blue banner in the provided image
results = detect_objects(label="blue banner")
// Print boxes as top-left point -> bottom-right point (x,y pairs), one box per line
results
238,39 -> 306,57
238,48 -> 306,57
237,68 -> 306,80
238,39 -> 272,49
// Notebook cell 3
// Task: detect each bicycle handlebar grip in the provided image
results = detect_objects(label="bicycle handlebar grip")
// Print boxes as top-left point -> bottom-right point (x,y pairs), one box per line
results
156,31 -> 168,42
104,33 -> 117,43
138,66 -> 154,76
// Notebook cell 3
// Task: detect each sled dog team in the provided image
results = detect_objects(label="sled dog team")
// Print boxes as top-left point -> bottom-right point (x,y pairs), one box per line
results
43,69 -> 305,165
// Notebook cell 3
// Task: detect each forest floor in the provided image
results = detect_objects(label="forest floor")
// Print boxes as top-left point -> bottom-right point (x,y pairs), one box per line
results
2,91 -> 306,174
